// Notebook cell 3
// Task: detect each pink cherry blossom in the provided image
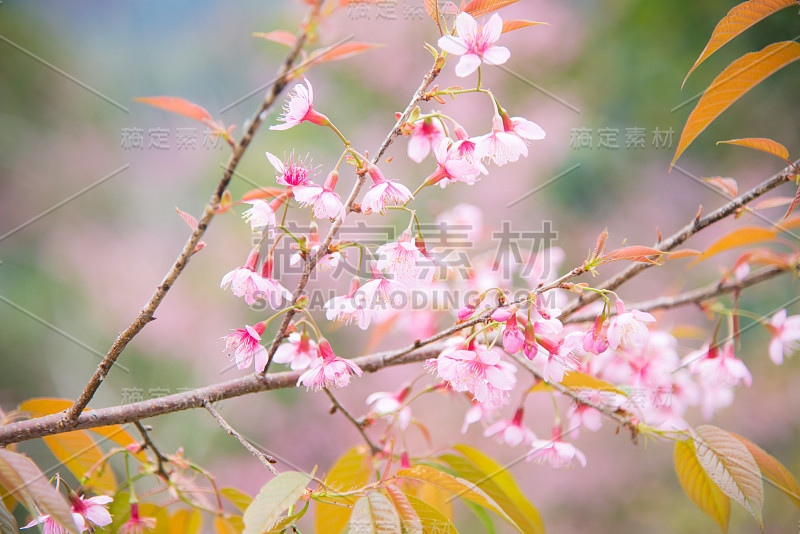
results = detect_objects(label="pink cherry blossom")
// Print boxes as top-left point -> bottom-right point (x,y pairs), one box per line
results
290,226 -> 342,272
483,408 -> 537,446
461,399 -> 503,434
436,203 -> 483,243
475,112 -> 545,166
25,493 -> 114,533
265,150 -> 315,188
361,164 -> 413,215
325,277 -> 373,329
407,117 -> 445,162
527,430 -> 587,469
606,300 -> 655,350
427,345 -> 517,404
270,79 -> 329,130
376,230 -> 426,282
685,342 -> 752,388
766,309 -> 800,364
424,138 -> 484,187
119,504 -> 157,534
497,312 -> 524,354
438,13 -> 510,77
366,386 -> 412,429
23,516 -> 68,534
220,248 -> 265,306
582,315 -> 609,354
356,262 -> 408,311
258,260 -> 292,309
223,321 -> 268,372
532,330 -> 581,383
293,171 -> 346,221
297,339 -> 363,390
242,199 -> 277,232
273,331 -> 318,370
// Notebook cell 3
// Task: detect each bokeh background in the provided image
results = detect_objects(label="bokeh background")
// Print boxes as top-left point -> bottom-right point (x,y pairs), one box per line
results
1,0 -> 799,532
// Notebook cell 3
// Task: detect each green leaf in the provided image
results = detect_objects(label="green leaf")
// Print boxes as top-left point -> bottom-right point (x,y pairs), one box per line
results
266,501 -> 308,533
674,439 -> 730,532
461,499 -> 495,533
315,446 -> 372,534
730,432 -> 800,509
404,494 -> 458,534
243,471 -> 312,534
693,425 -> 763,528
349,491 -> 402,533
453,444 -> 545,534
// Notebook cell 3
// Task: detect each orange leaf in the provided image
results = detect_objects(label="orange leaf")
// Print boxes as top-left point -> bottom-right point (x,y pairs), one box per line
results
776,212 -> 800,231
239,187 -> 285,202
717,137 -> 790,161
253,31 -> 297,48
308,42 -> 384,65
463,0 -> 521,18
176,208 -> 199,230
752,196 -> 794,210
134,96 -> 223,131
729,432 -> 800,509
703,176 -> 738,198
783,183 -> 800,220
501,20 -> 549,34
599,245 -> 666,264
672,41 -> 800,168
424,0 -> 439,22
683,0 -> 797,87
665,249 -> 702,260
690,227 -> 777,265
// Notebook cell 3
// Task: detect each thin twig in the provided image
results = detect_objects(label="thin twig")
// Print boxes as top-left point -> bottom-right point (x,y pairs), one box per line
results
323,388 -> 381,455
134,421 -> 171,481
203,400 -> 279,476
63,8 -> 318,426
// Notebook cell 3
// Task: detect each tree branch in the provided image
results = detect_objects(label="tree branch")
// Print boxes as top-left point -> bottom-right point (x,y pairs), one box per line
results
203,400 -> 279,476
63,12 -> 317,426
560,160 -> 799,320
134,421 -> 171,481
323,388 -> 381,455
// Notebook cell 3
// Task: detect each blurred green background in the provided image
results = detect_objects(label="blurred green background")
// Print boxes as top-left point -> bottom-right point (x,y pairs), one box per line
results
1,0 -> 799,532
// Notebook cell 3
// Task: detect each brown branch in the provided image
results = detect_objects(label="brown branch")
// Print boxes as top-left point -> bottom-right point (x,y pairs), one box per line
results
323,388 -> 381,455
63,13 -> 317,426
560,160 -> 799,320
202,400 -> 279,476
133,421 -> 170,481
565,265 -> 791,324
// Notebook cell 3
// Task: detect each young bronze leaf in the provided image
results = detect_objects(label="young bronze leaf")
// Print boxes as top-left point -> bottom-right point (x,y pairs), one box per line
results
703,176 -> 739,198
690,227 -> 777,265
404,494 -> 458,534
782,183 -> 800,220
253,31 -> 297,48
693,425 -> 764,528
463,0 -> 521,18
308,42 -> 384,65
775,213 -> 800,231
0,449 -> 79,534
384,484 -> 423,534
717,137 -> 790,161
599,245 -> 666,264
315,446 -> 372,534
501,20 -> 548,34
242,471 -> 312,534
424,0 -> 439,23
753,196 -> 794,210
239,187 -> 285,202
674,439 -> 731,532
682,0 -> 798,86
729,432 -> 800,509
349,491 -> 402,534
672,41 -> 800,167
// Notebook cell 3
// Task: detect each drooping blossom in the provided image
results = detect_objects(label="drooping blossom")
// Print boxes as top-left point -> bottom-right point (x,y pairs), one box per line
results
376,230 -> 426,282
220,248 -> 265,306
606,300 -> 655,350
361,164 -> 413,215
527,428 -> 587,469
424,138 -> 484,187
266,150 -> 315,188
293,170 -> 346,221
533,330 -> 582,383
685,342 -> 752,388
325,277 -> 373,329
565,390 -> 625,439
297,339 -> 363,390
25,494 -> 114,533
258,259 -> 292,309
223,321 -> 268,372
766,309 -> 800,364
483,408 -> 537,446
270,79 -> 329,130
437,12 -> 510,77
119,504 -> 157,534
503,315 -> 525,354
356,262 -> 407,312
366,386 -> 412,429
273,330 -> 319,370
582,315 -> 609,355
407,117 -> 446,162
242,199 -> 277,232
475,111 -> 545,166
461,399 -> 504,433
427,344 -> 517,404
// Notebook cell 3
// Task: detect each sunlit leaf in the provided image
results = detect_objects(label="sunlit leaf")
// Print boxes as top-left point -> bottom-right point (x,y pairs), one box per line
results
265,501 -> 308,533
133,96 -> 226,132
560,371 -> 628,397
221,487 -> 253,513
169,509 -> 202,534
463,0 -> 521,18
683,0 -> 798,86
693,425 -> 763,528
252,31 -> 297,47
752,196 -> 794,210
243,471 -> 312,534
598,245 -> 666,265
349,491 -> 401,533
315,446 -> 372,534
776,212 -> 800,231
0,449 -> 79,534
717,137 -> 790,161
308,42 -> 384,65
672,41 -> 800,167
384,484 -> 423,534
665,249 -> 702,260
404,494 -> 458,534
415,479 -> 453,521
690,227 -> 777,265
137,503 -> 171,534
214,516 -> 242,534
703,176 -> 739,197
674,439 -> 730,532
501,20 -> 548,33
729,432 -> 800,509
